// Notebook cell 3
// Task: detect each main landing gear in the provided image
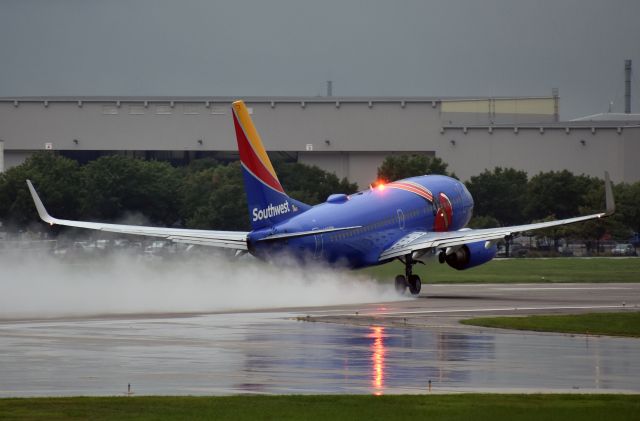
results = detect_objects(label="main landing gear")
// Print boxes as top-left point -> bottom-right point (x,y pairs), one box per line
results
394,254 -> 421,296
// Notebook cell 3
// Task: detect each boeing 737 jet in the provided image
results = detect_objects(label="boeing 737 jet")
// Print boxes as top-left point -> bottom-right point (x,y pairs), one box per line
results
27,100 -> 615,295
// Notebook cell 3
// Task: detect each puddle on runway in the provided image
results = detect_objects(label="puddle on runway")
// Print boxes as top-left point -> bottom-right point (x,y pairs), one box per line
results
0,313 -> 639,396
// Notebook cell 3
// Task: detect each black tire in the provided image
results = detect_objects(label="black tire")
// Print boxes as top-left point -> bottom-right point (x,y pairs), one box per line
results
394,275 -> 407,294
408,274 -> 421,296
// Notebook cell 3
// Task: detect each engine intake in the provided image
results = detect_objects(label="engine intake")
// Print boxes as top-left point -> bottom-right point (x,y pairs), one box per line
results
444,241 -> 497,270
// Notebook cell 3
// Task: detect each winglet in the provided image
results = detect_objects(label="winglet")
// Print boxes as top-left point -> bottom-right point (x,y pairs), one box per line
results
26,180 -> 55,225
604,171 -> 615,215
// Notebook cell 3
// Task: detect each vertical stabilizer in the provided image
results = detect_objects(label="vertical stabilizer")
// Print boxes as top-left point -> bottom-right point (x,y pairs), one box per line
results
232,100 -> 309,230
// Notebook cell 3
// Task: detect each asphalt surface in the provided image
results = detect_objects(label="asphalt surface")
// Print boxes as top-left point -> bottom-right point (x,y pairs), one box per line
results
0,283 -> 638,396
302,282 -> 639,329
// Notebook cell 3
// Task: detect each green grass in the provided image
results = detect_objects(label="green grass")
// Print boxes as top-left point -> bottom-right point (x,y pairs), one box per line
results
0,395 -> 639,421
461,312 -> 640,337
358,257 -> 640,283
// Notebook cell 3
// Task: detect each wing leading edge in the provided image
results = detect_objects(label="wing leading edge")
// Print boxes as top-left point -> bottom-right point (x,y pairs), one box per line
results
27,180 -> 249,250
379,172 -> 616,261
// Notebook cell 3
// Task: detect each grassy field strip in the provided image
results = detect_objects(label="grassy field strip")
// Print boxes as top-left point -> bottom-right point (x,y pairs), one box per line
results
0,395 -> 639,421
359,257 -> 640,283
461,312 -> 640,337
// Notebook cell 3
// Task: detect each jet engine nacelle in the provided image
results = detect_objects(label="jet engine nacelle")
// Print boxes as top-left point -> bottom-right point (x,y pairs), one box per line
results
444,241 -> 497,270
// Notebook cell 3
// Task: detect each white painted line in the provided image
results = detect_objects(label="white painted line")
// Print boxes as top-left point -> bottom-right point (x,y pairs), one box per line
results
492,287 -> 633,291
304,303 -> 408,314
310,304 -> 629,318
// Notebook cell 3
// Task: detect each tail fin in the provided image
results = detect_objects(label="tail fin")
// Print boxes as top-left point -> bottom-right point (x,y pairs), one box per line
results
232,100 -> 310,230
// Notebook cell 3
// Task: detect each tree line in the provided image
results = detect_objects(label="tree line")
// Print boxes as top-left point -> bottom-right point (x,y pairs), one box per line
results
1,152 -> 638,243
0,152 -> 357,232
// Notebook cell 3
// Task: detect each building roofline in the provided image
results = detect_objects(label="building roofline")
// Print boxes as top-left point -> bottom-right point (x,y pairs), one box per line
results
570,112 -> 640,122
443,123 -> 640,130
0,95 -> 554,104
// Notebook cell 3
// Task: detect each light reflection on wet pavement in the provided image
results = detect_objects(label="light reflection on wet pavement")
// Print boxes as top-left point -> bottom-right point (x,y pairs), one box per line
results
1,311 -> 639,396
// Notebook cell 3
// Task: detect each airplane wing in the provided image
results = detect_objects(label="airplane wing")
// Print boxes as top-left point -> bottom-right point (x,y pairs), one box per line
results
27,180 -> 248,250
379,172 -> 616,261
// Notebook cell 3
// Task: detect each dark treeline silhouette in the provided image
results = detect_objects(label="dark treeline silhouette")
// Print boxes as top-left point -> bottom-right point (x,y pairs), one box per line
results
1,152 -> 638,244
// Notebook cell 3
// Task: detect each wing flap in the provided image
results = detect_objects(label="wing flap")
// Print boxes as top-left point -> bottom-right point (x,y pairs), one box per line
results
379,212 -> 606,261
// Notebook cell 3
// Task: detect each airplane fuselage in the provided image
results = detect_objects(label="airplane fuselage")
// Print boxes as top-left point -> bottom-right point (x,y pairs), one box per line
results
247,175 -> 474,268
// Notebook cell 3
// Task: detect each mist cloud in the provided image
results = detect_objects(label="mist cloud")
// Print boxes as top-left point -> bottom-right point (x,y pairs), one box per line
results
0,250 -> 406,319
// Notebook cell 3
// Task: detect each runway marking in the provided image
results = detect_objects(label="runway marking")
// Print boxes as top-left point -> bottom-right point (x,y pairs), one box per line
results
309,304 -> 630,318
308,307 -> 396,314
492,287 -> 633,291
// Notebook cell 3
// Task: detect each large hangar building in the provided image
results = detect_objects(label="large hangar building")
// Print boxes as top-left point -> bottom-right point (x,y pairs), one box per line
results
0,96 -> 638,187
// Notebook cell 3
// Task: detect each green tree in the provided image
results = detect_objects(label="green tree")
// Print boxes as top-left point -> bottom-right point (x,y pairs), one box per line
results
376,154 -> 452,184
0,152 -> 83,229
613,182 -> 640,236
467,215 -> 500,229
82,155 -> 181,226
465,167 -> 528,225
183,157 -> 221,174
529,174 -> 633,247
274,161 -> 358,204
565,181 -> 631,242
180,162 -> 249,230
524,170 -> 600,221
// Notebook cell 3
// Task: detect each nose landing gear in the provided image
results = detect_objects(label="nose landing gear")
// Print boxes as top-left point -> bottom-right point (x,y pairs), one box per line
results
395,254 -> 421,296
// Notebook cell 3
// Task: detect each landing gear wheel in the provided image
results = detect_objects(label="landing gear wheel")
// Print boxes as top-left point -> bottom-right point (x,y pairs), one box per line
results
394,275 -> 407,295
408,274 -> 421,296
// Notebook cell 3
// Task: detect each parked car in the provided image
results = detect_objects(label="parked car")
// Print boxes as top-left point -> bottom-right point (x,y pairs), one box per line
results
611,243 -> 638,256
629,233 -> 640,247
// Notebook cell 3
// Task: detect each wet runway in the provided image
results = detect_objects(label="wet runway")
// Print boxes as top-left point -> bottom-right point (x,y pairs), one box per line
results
1,283 -> 639,396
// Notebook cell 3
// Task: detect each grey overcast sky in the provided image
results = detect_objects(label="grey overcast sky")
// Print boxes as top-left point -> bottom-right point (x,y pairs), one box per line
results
1,0 -> 639,119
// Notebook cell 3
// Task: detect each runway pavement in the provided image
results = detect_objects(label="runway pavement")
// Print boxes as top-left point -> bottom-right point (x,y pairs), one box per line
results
301,282 -> 639,329
0,283 -> 638,396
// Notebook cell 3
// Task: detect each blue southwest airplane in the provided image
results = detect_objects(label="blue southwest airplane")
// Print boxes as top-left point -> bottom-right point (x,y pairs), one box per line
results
27,100 -> 615,295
